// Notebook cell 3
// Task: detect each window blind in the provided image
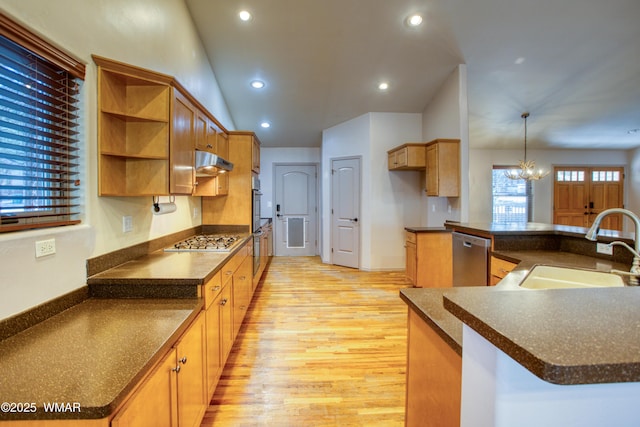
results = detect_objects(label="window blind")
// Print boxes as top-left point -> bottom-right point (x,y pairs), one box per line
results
0,15 -> 84,232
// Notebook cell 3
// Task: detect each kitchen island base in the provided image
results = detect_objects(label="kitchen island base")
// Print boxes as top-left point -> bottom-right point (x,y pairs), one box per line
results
461,326 -> 640,427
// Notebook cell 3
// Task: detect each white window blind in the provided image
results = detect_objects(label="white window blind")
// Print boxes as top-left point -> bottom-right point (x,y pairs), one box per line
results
0,13 -> 85,232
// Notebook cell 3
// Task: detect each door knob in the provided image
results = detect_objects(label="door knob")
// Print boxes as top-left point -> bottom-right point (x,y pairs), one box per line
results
350,218 -> 358,222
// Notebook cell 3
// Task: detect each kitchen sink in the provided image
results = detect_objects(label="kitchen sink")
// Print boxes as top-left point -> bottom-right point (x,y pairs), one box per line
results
519,265 -> 624,290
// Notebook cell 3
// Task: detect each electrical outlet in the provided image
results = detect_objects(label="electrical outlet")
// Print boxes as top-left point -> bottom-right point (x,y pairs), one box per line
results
193,207 -> 199,219
596,242 -> 613,255
35,239 -> 56,258
122,216 -> 133,233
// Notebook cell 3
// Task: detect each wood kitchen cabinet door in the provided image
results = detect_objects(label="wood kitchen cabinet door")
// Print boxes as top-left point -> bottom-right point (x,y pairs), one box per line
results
175,313 -> 207,427
232,256 -> 254,339
387,144 -> 426,170
406,231 -> 452,287
111,348 -> 178,427
170,89 -> 196,195
405,309 -> 461,426
425,139 -> 460,197
405,233 -> 418,285
219,281 -> 234,364
252,137 -> 261,173
205,295 -> 223,398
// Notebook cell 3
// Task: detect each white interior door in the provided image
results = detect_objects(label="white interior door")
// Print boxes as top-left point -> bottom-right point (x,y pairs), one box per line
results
274,164 -> 318,256
331,157 -> 360,269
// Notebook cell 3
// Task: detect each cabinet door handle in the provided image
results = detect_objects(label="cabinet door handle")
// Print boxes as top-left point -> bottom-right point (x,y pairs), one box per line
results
172,365 -> 181,373
179,356 -> 187,365
220,298 -> 228,306
225,271 -> 233,276
212,285 -> 221,291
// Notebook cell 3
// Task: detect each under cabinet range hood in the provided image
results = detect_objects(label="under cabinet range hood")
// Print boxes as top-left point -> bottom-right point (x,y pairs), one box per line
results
195,150 -> 233,177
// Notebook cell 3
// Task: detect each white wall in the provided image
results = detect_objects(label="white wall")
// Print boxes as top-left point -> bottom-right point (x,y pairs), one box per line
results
469,148 -> 630,223
0,0 -> 233,320
321,113 -> 422,270
421,64 -> 470,226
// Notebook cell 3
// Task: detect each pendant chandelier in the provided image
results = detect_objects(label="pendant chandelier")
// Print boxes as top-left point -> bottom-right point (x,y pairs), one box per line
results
505,112 -> 549,181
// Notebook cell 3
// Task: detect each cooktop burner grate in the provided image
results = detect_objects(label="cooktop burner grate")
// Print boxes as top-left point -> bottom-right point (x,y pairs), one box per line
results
165,234 -> 242,252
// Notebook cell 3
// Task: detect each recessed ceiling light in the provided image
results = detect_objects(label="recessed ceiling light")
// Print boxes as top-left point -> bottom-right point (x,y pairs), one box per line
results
378,82 -> 389,91
628,128 -> 640,134
260,122 -> 271,128
239,10 -> 252,21
407,14 -> 423,27
515,57 -> 526,65
250,80 -> 265,89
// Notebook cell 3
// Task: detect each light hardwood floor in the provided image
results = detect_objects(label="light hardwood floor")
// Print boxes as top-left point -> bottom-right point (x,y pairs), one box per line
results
201,256 -> 411,426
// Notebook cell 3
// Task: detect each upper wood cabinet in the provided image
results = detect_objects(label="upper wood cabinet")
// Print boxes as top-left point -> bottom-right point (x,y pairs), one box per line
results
193,122 -> 229,197
170,89 -> 195,195
95,58 -> 172,196
216,132 -> 230,195
425,139 -> 460,197
202,131 -> 261,229
94,55 -> 234,198
387,143 -> 426,170
252,137 -> 261,173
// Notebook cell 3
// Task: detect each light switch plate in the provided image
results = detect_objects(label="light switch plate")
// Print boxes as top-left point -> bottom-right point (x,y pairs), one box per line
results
35,239 -> 56,258
596,242 -> 613,255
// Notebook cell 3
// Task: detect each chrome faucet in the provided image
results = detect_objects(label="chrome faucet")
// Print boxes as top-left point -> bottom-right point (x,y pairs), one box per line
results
585,208 -> 640,285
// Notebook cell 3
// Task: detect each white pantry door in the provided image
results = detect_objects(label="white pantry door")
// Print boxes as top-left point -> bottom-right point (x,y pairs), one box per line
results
274,164 -> 318,256
331,157 -> 360,269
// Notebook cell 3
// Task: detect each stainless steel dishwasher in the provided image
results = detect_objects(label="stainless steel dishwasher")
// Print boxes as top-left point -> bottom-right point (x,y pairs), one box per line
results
452,232 -> 491,286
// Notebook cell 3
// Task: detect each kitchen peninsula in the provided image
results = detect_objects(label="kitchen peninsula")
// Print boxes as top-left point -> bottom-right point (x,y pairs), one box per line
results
401,222 -> 640,427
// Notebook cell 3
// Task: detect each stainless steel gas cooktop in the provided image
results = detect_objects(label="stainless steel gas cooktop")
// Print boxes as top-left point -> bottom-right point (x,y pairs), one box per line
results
165,234 -> 242,252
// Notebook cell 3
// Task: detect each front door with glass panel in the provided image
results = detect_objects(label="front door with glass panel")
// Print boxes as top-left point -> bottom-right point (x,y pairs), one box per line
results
553,166 -> 624,229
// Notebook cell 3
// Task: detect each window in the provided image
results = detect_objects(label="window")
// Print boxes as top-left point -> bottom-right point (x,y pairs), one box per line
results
492,166 -> 532,224
0,13 -> 85,232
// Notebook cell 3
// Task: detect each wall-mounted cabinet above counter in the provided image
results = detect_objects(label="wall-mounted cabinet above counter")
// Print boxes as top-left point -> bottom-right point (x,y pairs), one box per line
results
387,143 -> 426,170
94,55 -> 234,198
387,139 -> 460,197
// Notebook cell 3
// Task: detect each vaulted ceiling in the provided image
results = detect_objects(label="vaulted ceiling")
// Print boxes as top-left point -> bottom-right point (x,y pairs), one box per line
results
185,0 -> 640,150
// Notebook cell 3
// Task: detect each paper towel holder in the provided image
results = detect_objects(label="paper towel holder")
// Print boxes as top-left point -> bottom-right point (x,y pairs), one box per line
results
152,195 -> 176,215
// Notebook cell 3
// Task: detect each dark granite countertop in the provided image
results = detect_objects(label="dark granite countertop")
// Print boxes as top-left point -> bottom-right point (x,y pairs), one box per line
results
401,239 -> 639,385
445,221 -> 633,241
0,298 -> 202,420
87,234 -> 251,298
404,226 -> 450,233
443,287 -> 640,385
400,288 -> 462,355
